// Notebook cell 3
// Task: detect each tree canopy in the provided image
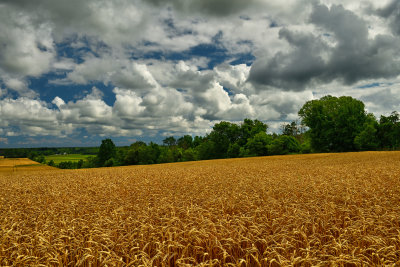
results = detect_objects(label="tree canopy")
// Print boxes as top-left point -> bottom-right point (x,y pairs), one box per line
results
98,138 -> 116,166
298,95 -> 367,152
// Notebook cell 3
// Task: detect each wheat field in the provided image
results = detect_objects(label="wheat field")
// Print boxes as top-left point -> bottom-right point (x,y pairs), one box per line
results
0,158 -> 55,174
1,152 -> 400,266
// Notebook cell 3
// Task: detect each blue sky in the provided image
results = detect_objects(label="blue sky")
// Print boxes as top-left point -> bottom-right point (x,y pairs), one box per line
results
1,0 -> 400,147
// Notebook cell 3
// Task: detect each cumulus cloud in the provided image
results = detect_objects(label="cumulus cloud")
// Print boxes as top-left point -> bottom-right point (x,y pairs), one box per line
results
376,0 -> 400,35
0,0 -> 399,145
3,78 -> 37,98
0,5 -> 55,77
249,4 -> 400,90
0,56 -> 315,141
145,0 -> 261,16
0,97 -> 69,136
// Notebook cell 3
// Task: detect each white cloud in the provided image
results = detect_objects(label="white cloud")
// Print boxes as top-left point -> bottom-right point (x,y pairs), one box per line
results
0,0 -> 399,144
0,6 -> 55,78
0,97 -> 70,136
3,77 -> 37,97
215,64 -> 253,95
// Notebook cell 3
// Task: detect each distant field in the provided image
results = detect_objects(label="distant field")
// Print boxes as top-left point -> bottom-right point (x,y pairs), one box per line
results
0,158 -> 55,173
0,158 -> 39,166
1,152 -> 400,265
45,154 -> 92,164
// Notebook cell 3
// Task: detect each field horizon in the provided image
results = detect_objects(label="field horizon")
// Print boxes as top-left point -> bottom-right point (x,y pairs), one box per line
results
44,154 -> 92,164
1,151 -> 400,265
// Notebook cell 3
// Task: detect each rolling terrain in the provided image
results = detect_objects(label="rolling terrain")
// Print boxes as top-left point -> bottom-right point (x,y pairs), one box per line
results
1,152 -> 399,265
0,158 -> 55,173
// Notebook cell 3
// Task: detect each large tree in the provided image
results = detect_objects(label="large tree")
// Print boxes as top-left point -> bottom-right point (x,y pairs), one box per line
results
208,121 -> 241,158
298,95 -> 367,152
377,111 -> 400,149
207,119 -> 268,159
98,138 -> 116,166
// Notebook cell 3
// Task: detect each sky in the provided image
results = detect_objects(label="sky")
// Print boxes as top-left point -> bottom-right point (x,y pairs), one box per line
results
1,0 -> 400,147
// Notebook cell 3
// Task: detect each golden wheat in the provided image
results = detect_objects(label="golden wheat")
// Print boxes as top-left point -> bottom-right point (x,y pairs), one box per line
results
0,158 -> 55,174
1,152 -> 400,266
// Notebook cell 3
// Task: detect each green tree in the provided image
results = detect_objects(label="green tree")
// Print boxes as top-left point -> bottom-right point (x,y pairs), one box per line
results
58,161 -> 74,169
82,156 -> 99,168
177,135 -> 193,149
242,132 -> 272,157
36,155 -> 46,164
227,142 -> 241,158
354,113 -> 379,151
192,136 -> 204,147
182,148 -> 198,161
163,136 -> 177,147
77,159 -> 84,169
138,142 -> 161,164
125,141 -> 147,165
282,121 -> 299,137
268,135 -> 301,155
158,147 -> 175,163
238,119 -> 268,146
298,95 -> 367,152
377,111 -> 400,149
208,121 -> 240,158
196,140 -> 216,160
98,138 -> 116,166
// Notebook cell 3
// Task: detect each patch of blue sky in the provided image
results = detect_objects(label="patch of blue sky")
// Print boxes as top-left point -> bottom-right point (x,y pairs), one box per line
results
0,83 -> 20,100
56,39 -> 90,64
357,82 -> 383,89
230,52 -> 255,66
133,31 -> 254,69
163,17 -> 194,37
29,75 -> 116,106
56,36 -> 109,63
135,42 -> 254,70
269,21 -> 279,28
131,42 -> 230,70
223,86 -> 234,96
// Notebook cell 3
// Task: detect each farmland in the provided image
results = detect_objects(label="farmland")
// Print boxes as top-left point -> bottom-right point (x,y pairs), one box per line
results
0,158 -> 55,173
1,152 -> 400,265
44,154 -> 92,164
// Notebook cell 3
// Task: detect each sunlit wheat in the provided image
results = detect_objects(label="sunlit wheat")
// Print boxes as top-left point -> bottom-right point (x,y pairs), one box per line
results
1,152 -> 400,265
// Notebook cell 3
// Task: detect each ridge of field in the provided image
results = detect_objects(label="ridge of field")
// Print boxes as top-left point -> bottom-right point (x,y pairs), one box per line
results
44,154 -> 91,164
1,152 -> 400,265
0,157 -> 39,166
0,158 -> 56,173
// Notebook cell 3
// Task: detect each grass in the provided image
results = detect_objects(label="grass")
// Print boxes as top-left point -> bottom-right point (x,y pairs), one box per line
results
1,152 -> 400,265
44,154 -> 92,164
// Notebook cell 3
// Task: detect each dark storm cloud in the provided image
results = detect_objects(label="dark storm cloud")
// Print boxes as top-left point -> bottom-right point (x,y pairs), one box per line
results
249,4 -> 400,91
248,28 -> 327,90
311,4 -> 400,84
377,0 -> 400,35
0,0 -> 93,26
144,0 -> 259,16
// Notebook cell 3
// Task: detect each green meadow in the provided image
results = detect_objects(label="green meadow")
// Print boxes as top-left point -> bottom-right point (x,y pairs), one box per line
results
45,154 -> 92,164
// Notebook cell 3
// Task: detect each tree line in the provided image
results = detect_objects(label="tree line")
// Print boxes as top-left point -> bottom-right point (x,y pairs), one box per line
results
72,95 -> 400,169
1,95 -> 399,169
88,118 -> 305,168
